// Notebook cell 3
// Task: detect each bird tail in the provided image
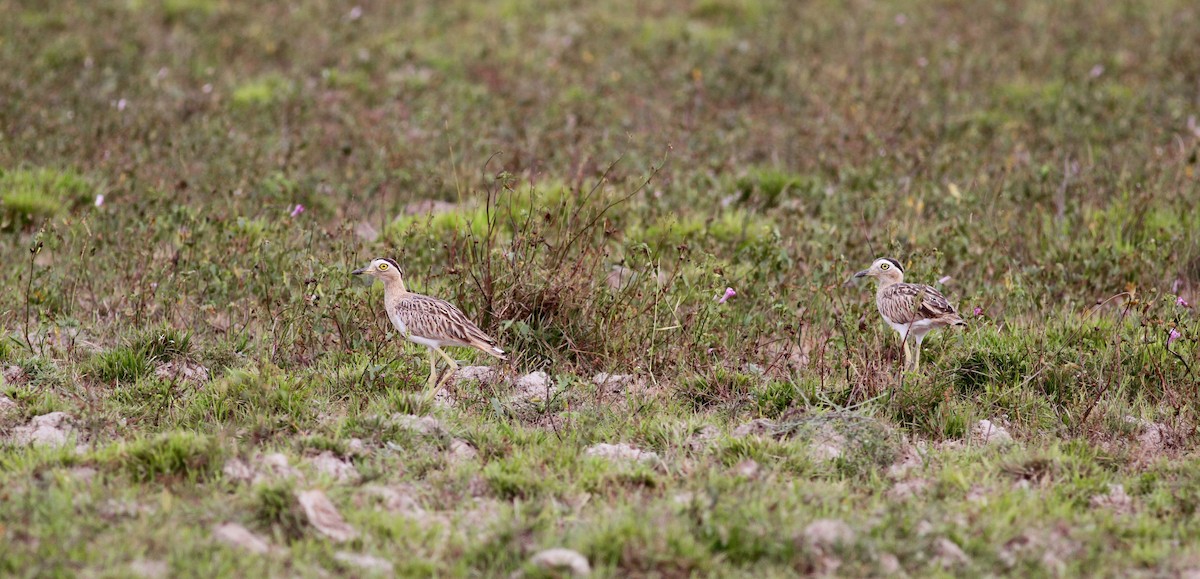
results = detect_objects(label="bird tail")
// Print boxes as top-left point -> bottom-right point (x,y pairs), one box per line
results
471,338 -> 507,360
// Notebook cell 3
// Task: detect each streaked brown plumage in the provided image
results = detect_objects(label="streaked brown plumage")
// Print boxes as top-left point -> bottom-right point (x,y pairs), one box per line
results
388,293 -> 505,356
353,257 -> 505,392
854,257 -> 965,371
876,283 -> 963,327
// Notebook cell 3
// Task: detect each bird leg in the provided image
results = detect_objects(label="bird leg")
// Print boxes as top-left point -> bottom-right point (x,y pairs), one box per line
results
424,347 -> 439,391
432,346 -> 459,390
902,338 -> 914,372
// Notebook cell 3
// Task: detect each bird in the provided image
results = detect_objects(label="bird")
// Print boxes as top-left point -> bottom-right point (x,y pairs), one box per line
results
352,257 -> 506,392
853,257 -> 965,371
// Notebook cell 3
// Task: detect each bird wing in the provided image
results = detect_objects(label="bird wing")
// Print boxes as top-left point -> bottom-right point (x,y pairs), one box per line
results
393,294 -> 504,354
881,283 -> 961,324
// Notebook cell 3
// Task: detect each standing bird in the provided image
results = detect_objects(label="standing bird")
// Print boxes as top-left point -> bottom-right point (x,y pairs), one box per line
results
352,258 -> 506,392
853,257 -> 965,371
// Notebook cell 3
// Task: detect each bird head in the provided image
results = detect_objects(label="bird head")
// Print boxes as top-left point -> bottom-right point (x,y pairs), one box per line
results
853,257 -> 905,285
352,258 -> 405,285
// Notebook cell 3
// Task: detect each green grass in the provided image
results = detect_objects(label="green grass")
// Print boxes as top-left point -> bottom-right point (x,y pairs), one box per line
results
1,0 -> 1200,576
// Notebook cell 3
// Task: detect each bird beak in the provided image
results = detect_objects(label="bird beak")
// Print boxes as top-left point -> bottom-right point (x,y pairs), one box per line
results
853,270 -> 868,278
351,267 -> 367,276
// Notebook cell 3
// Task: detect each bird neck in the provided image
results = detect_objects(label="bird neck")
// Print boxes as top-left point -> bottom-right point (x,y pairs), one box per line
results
875,276 -> 902,292
381,276 -> 409,297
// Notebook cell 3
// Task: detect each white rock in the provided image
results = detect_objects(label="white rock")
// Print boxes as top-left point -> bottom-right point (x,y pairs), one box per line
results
213,522 -> 272,554
1089,483 -> 1134,514
972,420 -> 1012,445
154,360 -> 210,384
346,438 -> 367,456
733,418 -> 775,438
512,371 -> 554,401
390,414 -> 447,436
934,538 -> 970,567
261,453 -> 302,480
584,443 -> 659,465
0,394 -> 17,413
733,459 -> 760,478
886,478 -> 930,501
449,439 -> 478,463
12,412 -> 74,447
454,365 -> 498,385
99,498 -> 150,520
802,519 -> 856,550
69,466 -> 98,482
360,485 -> 424,515
887,445 -> 924,478
530,548 -> 591,576
591,372 -> 637,393
2,365 -> 26,385
1125,416 -> 1170,460
129,559 -> 169,578
432,388 -> 456,409
879,553 -> 902,575
334,551 -> 394,575
222,458 -> 256,483
296,489 -> 358,542
309,451 -> 360,483
686,425 -> 721,451
672,492 -> 696,506
810,429 -> 846,461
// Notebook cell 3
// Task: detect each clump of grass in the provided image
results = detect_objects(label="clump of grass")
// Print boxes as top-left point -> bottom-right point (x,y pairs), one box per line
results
734,167 -> 822,210
483,457 -> 553,499
231,74 -> 293,108
0,168 -> 94,228
131,326 -> 192,361
85,346 -> 154,383
0,332 -> 12,363
117,431 -> 221,483
253,481 -> 307,541
677,369 -> 757,411
84,327 -> 191,383
889,377 -> 974,441
182,364 -> 316,436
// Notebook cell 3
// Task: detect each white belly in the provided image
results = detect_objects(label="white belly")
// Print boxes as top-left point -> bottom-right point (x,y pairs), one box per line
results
886,319 -> 935,343
389,315 -> 453,349
388,315 -> 408,336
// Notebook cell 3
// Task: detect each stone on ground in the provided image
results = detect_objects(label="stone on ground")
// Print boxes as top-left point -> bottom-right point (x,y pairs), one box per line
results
296,489 -> 358,542
12,412 -> 74,447
530,548 -> 592,576
334,552 -> 395,576
972,419 -> 1012,445
584,443 -> 659,465
213,522 -> 273,554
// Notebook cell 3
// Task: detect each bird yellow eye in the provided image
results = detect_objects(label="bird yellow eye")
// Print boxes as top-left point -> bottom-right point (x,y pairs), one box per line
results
880,263 -> 890,270
378,263 -> 389,271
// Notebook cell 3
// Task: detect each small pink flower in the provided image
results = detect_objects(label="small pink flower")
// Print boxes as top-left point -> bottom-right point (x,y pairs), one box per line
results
94,194 -> 104,207
973,306 -> 983,316
716,287 -> 736,304
1177,296 -> 1190,308
1168,328 -> 1181,345
290,204 -> 305,218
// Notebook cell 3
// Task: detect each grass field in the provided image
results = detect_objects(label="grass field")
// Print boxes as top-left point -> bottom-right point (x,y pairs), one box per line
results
2,0 -> 1200,576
